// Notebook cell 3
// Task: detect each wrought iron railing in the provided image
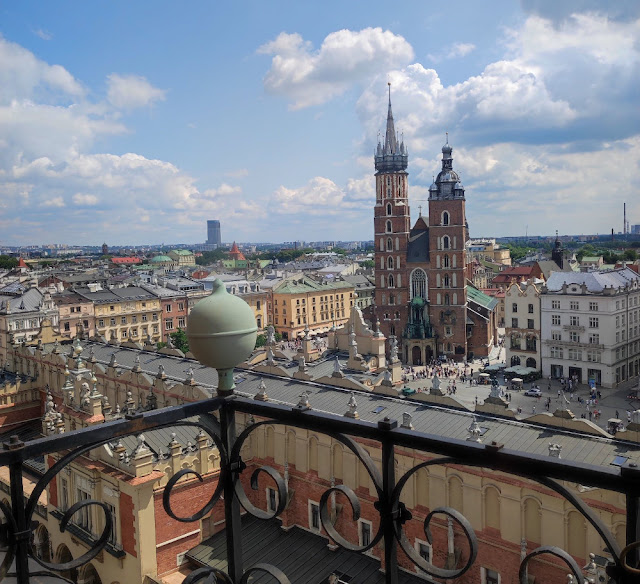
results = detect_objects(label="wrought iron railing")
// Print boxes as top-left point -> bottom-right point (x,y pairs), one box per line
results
0,393 -> 639,583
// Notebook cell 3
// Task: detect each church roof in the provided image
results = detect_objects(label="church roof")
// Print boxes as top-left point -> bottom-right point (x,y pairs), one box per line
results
467,285 -> 499,311
229,242 -> 246,261
151,255 -> 173,263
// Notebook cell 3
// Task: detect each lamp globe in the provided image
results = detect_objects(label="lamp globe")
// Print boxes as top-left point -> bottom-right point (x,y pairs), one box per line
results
187,279 -> 257,394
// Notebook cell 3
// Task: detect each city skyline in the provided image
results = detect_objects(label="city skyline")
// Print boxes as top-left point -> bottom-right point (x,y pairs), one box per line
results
1,1 -> 639,246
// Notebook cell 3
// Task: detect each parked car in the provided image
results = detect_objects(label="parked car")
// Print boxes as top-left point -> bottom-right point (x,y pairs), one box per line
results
524,388 -> 542,397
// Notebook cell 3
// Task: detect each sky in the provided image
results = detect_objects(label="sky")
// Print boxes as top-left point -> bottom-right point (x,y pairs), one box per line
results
1,0 -> 639,246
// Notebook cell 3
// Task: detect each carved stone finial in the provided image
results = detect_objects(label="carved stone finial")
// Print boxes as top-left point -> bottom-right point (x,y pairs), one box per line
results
157,364 -> 166,379
466,417 -> 482,443
345,392 -> 359,418
109,353 -> 118,367
254,377 -> 268,401
401,412 -> 413,429
297,391 -> 311,409
548,443 -> 562,458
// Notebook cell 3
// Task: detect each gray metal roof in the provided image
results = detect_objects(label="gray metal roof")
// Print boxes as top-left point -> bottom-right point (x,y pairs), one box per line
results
545,267 -> 640,293
44,341 -> 640,470
187,515 -> 427,584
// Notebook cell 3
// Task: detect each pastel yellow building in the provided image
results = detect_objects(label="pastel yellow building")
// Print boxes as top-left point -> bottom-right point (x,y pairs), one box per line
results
271,277 -> 355,340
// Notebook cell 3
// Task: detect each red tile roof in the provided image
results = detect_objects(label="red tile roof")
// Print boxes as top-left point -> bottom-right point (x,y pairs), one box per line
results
111,257 -> 142,264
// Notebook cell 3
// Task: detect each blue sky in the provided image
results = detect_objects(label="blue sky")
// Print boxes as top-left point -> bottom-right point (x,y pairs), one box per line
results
1,1 -> 639,246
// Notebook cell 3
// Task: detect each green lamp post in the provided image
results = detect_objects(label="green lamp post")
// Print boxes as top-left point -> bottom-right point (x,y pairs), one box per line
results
187,279 -> 258,394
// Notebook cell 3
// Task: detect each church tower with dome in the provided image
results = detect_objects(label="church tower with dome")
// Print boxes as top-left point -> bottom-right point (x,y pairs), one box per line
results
426,135 -> 470,360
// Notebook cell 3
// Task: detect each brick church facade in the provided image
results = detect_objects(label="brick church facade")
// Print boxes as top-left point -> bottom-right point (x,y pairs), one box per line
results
372,88 -> 497,364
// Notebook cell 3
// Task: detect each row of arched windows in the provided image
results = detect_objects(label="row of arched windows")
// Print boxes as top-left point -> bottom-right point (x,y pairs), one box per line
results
436,254 -> 457,268
380,237 -> 400,251
380,274 -> 401,289
436,273 -> 457,288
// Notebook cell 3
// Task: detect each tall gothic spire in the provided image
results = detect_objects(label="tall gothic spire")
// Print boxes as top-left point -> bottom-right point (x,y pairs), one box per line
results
384,83 -> 398,154
375,83 -> 407,173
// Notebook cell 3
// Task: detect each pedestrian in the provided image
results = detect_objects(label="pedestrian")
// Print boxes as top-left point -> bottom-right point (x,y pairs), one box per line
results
533,406 -> 536,414
616,410 -> 619,419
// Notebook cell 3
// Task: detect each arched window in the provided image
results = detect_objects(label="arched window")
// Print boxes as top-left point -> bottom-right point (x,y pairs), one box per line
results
387,203 -> 392,216
452,273 -> 457,287
380,257 -> 384,269
524,499 -> 541,544
444,294 -> 450,305
380,275 -> 385,288
443,274 -> 450,288
411,269 -> 427,299
308,436 -> 319,471
379,238 -> 384,251
416,469 -> 429,507
443,255 -> 450,268
389,294 -> 395,305
452,254 -> 457,268
453,293 -> 458,305
485,487 -> 500,531
387,256 -> 394,269
395,311 -> 400,319
436,274 -> 441,287
437,293 -> 441,305
442,211 -> 450,226
397,274 -> 401,287
332,444 -> 343,480
395,237 -> 399,250
286,431 -> 296,466
396,256 -> 401,269
388,274 -> 394,288
381,293 -> 386,305
386,220 -> 392,233
443,236 -> 450,249
390,324 -> 395,336
448,476 -> 463,512
387,238 -> 393,251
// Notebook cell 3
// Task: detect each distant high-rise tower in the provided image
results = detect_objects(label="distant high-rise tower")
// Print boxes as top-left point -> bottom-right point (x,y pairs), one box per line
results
207,220 -> 221,247
102,242 -> 108,255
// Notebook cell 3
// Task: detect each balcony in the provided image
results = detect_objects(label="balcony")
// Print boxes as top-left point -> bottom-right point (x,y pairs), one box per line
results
0,384 -> 638,583
563,324 -> 586,333
544,339 -> 605,350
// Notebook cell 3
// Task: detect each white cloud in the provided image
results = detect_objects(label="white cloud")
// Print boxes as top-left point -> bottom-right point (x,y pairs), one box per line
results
428,42 -> 476,62
72,193 -> 99,206
34,29 -> 53,41
259,28 -> 414,109
42,196 -> 65,208
0,36 -> 84,103
106,73 -> 166,109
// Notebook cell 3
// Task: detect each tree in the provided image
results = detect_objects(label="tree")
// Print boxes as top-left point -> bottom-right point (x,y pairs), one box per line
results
624,249 -> 637,261
361,260 -> 375,269
0,256 -> 18,269
170,328 -> 190,353
255,329 -> 282,349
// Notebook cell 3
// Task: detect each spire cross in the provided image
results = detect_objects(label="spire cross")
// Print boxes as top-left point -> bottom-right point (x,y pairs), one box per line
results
445,132 -> 449,144
418,205 -> 422,216
388,81 -> 391,104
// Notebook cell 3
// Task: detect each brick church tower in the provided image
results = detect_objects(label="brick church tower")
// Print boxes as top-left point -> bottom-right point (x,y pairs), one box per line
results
373,85 -> 410,341
427,136 -> 469,359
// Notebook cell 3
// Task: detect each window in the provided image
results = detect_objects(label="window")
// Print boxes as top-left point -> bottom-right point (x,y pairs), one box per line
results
443,236 -> 450,249
166,304 -> 172,312
64,322 -> 70,332
267,487 -> 278,512
550,347 -> 563,359
568,348 -> 582,360
358,519 -> 372,547
386,220 -> 392,233
481,567 -> 500,584
387,203 -> 392,215
76,487 -> 92,531
589,334 -> 600,344
178,317 -> 186,328
589,317 -> 599,328
511,318 -> 518,328
551,300 -> 560,309
442,211 -> 449,225
142,314 -> 148,322
98,319 -> 104,328
528,304 -> 534,314
165,319 -> 174,330
527,319 -> 534,329
308,501 -> 321,532
415,540 -> 432,564
121,316 -> 127,325
110,305 -> 115,312
178,302 -> 185,311
569,331 -> 579,342
552,314 -> 561,326
569,316 -> 579,326
131,315 -> 137,324
512,303 -> 518,313
106,503 -> 117,544
587,351 -> 601,363
589,302 -> 598,311
110,318 -> 116,326
552,331 -> 562,341
570,301 -> 579,310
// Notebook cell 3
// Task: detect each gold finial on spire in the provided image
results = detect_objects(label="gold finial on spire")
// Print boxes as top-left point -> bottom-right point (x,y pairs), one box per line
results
446,131 -> 449,144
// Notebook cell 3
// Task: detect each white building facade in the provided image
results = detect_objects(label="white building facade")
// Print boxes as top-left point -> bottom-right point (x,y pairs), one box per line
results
504,281 -> 542,370
540,268 -> 640,389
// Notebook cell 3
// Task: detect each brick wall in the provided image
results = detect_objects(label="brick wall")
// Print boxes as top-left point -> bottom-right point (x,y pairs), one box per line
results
47,456 -> 58,508
120,492 -> 137,557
